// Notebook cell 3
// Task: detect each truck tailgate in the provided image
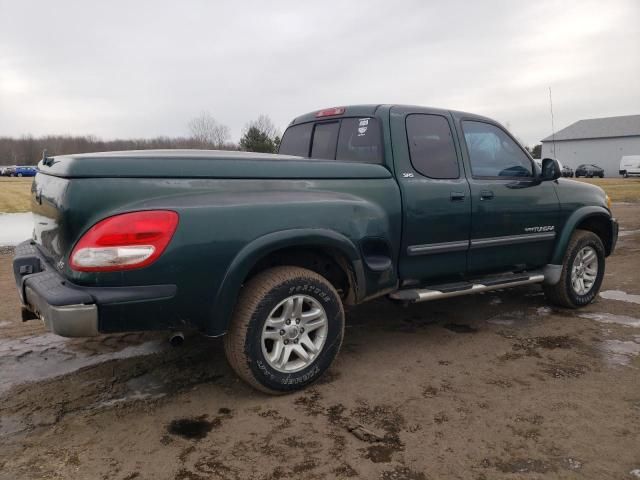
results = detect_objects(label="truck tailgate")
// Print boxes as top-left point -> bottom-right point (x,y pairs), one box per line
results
31,173 -> 71,265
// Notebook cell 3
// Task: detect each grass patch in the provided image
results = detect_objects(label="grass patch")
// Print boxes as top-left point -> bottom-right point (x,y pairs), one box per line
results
0,177 -> 33,213
0,176 -> 638,215
573,178 -> 640,203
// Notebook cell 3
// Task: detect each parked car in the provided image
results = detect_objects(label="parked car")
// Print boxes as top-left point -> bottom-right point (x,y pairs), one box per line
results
561,165 -> 574,177
575,164 -> 604,178
619,155 -> 640,177
13,166 -> 37,177
13,104 -> 618,393
1,166 -> 16,176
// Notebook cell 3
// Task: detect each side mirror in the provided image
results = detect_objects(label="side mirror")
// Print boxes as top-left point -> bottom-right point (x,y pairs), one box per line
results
541,158 -> 561,181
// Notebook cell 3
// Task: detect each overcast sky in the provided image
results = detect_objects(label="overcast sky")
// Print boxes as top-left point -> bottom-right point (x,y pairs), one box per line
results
1,0 -> 639,146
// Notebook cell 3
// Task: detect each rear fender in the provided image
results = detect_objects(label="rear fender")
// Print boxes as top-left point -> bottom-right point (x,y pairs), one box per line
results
207,229 -> 365,336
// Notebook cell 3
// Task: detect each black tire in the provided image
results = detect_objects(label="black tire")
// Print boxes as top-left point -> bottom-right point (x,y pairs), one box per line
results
224,266 -> 344,394
17,173 -> 23,177
543,230 -> 605,308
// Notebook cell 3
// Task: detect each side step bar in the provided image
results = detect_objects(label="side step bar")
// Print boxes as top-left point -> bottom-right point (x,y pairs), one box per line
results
389,271 -> 545,303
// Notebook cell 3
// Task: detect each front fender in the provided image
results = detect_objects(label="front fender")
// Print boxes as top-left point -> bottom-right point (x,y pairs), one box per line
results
206,228 -> 365,336
551,206 -> 612,264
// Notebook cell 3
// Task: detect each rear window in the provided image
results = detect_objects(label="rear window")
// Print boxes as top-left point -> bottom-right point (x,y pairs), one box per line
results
279,123 -> 312,157
311,122 -> 340,159
279,117 -> 383,163
336,118 -> 383,163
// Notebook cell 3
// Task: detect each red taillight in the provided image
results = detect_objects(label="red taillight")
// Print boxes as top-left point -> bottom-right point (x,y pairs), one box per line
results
70,210 -> 179,272
315,107 -> 345,118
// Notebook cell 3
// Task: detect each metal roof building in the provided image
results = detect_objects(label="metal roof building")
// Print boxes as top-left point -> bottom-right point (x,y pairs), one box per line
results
541,114 -> 640,176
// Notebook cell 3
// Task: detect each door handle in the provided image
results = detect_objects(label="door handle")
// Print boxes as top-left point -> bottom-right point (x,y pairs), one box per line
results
480,190 -> 494,200
450,192 -> 465,201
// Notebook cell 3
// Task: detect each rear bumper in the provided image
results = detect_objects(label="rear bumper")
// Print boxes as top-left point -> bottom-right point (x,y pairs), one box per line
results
13,241 -> 177,337
24,284 -> 99,336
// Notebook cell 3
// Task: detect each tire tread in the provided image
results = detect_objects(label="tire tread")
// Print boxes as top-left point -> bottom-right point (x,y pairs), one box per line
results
224,266 -> 343,394
543,229 -> 604,308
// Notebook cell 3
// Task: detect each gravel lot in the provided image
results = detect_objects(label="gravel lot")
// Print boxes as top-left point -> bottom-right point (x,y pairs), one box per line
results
0,204 -> 639,480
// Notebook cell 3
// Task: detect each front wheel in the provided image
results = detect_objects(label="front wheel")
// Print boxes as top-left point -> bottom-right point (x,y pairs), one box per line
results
543,230 -> 605,308
224,266 -> 344,394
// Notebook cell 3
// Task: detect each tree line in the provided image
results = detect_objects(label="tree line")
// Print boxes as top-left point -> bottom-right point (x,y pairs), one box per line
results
1,111 -> 542,165
0,112 -> 281,165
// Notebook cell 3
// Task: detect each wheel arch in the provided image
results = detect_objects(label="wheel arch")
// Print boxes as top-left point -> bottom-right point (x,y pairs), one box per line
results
551,206 -> 614,264
207,229 -> 365,336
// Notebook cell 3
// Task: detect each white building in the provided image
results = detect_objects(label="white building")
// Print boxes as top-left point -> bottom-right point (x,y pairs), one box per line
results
541,115 -> 640,177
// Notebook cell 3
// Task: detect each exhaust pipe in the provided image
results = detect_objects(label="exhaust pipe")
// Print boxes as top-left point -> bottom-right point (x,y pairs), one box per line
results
169,332 -> 185,347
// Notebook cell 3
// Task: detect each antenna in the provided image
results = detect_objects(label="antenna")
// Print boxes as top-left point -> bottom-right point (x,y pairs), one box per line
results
549,87 -> 556,157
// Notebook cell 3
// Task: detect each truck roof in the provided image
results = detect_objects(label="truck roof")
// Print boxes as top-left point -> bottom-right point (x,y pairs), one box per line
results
288,104 -> 492,126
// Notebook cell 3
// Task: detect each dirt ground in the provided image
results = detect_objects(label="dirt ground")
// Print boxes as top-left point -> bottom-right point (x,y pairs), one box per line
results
0,205 -> 639,480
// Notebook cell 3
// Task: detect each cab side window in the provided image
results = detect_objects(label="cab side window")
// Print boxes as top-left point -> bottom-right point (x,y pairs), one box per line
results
462,121 -> 533,178
406,114 -> 459,179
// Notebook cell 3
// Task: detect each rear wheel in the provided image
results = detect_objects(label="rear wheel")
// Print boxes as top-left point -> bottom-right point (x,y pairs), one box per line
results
224,266 -> 344,394
543,230 -> 605,308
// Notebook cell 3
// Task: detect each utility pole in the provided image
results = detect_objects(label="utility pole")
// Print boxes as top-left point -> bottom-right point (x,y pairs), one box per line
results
549,87 -> 556,158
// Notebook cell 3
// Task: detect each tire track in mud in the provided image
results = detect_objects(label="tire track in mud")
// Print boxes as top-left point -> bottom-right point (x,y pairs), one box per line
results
0,334 -> 232,438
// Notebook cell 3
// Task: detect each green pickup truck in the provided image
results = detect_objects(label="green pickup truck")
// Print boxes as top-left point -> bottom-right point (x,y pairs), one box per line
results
14,104 -> 618,393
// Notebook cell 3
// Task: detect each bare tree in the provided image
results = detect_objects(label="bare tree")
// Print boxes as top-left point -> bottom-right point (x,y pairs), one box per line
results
0,133 -> 239,165
188,112 -> 231,148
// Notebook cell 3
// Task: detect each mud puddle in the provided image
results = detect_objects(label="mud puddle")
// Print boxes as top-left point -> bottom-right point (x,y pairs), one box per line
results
95,372 -> 170,408
443,323 -> 477,333
0,332 -> 167,394
599,290 -> 640,304
167,416 -> 217,440
0,414 -> 24,437
599,337 -> 640,367
579,312 -> 640,328
485,308 -> 547,327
